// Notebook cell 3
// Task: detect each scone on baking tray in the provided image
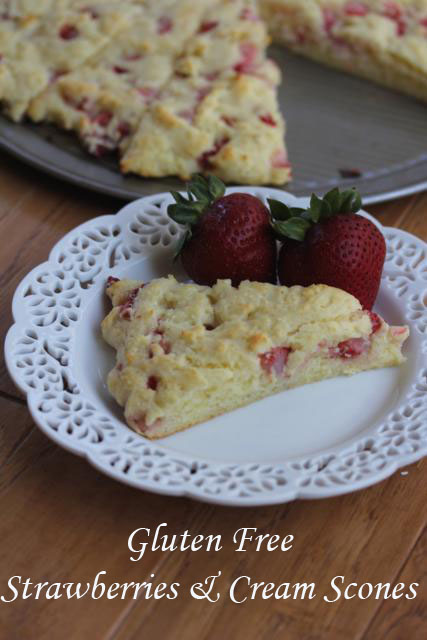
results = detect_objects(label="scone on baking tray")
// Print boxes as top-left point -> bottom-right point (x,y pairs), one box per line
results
0,1 -> 140,120
1,0 -> 290,185
101,276 -> 408,439
260,0 -> 427,103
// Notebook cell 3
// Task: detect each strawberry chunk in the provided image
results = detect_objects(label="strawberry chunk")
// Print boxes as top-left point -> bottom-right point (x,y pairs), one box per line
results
119,287 -> 140,319
153,327 -> 171,354
368,311 -> 382,334
199,20 -> 218,33
329,337 -> 370,359
113,65 -> 128,74
345,2 -> 369,16
129,414 -> 162,433
125,53 -> 143,61
323,8 -> 337,33
117,121 -> 131,138
259,113 -> 277,127
234,42 -> 258,74
138,87 -> 158,103
107,276 -> 120,286
59,24 -> 79,40
383,1 -> 406,35
158,16 -> 173,34
147,376 -> 159,391
93,110 -> 113,127
259,346 -> 292,376
93,143 -> 112,157
240,8 -> 259,21
198,137 -> 230,170
271,149 -> 290,169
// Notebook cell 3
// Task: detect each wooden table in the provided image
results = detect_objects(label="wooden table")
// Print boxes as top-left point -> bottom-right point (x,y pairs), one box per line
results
0,154 -> 426,640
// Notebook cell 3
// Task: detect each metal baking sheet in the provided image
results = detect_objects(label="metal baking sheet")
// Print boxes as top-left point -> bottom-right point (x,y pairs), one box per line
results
0,48 -> 426,204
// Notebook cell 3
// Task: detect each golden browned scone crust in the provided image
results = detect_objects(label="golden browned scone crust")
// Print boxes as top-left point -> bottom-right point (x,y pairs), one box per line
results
101,276 -> 409,439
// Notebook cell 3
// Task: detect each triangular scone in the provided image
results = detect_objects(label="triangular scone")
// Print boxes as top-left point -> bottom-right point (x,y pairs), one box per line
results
120,0 -> 290,185
27,0 -> 212,155
260,0 -> 427,103
0,1 -> 141,120
101,276 -> 408,440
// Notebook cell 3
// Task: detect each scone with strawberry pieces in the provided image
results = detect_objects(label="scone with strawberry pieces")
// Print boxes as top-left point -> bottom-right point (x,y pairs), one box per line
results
121,0 -> 290,184
260,0 -> 427,102
0,1 -> 140,120
101,276 -> 408,439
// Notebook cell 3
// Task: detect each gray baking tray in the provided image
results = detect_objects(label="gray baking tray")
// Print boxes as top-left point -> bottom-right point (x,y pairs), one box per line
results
0,48 -> 426,204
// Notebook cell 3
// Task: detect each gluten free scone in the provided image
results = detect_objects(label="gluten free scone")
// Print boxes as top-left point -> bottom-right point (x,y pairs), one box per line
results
23,0 -> 290,184
2,0 -> 427,183
101,276 -> 408,439
260,0 -> 427,102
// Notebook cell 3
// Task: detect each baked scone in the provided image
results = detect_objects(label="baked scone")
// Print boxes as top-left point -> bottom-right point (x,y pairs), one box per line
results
22,0 -> 290,184
101,276 -> 409,439
27,1 -> 212,155
0,1 -> 141,120
120,71 -> 289,184
121,0 -> 290,184
260,0 -> 427,102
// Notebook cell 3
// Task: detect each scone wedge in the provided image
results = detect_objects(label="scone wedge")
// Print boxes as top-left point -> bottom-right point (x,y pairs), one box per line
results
101,276 -> 409,439
260,0 -> 427,103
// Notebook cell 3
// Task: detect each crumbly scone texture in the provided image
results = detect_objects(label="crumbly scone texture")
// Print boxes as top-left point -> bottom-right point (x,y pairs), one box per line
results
101,276 -> 409,439
1,0 -> 290,185
260,0 -> 427,102
3,1 -> 426,181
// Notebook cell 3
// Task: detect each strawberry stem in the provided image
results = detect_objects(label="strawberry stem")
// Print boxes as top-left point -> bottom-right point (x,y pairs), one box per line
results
167,173 -> 226,256
270,187 -> 362,242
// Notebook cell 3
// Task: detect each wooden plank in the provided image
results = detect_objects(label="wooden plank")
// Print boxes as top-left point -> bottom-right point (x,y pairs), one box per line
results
368,194 -> 417,230
363,526 -> 427,640
0,397 -> 210,640
392,192 -> 427,241
112,461 -> 427,640
0,155 -> 122,396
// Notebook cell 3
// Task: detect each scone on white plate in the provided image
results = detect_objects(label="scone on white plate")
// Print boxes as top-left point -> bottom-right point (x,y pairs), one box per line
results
101,276 -> 409,439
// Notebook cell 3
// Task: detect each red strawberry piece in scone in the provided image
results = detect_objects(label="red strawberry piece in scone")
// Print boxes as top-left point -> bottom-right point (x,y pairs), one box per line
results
259,346 -> 293,376
345,2 -> 369,17
167,174 -> 277,287
272,188 -> 386,310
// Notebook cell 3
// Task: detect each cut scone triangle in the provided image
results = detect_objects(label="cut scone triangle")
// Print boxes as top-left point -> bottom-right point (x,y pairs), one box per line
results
260,0 -> 427,103
101,276 -> 409,439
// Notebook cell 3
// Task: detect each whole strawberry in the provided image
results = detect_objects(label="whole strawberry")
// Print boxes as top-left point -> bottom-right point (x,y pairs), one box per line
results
271,188 -> 385,310
167,174 -> 276,286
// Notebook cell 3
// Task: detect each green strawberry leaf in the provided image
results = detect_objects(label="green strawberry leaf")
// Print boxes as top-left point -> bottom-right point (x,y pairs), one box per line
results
320,198 -> 332,218
207,174 -> 226,201
324,187 -> 341,213
167,203 -> 201,225
309,194 -> 323,222
273,217 -> 311,241
338,189 -> 356,213
187,175 -> 211,202
350,189 -> 362,213
171,191 -> 187,204
268,198 -> 293,221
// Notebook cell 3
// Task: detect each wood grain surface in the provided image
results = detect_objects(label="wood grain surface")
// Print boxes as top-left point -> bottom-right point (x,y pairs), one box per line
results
0,154 -> 426,640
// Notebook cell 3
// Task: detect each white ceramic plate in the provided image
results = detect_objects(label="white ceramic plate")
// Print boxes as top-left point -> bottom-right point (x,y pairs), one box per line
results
5,188 -> 427,506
